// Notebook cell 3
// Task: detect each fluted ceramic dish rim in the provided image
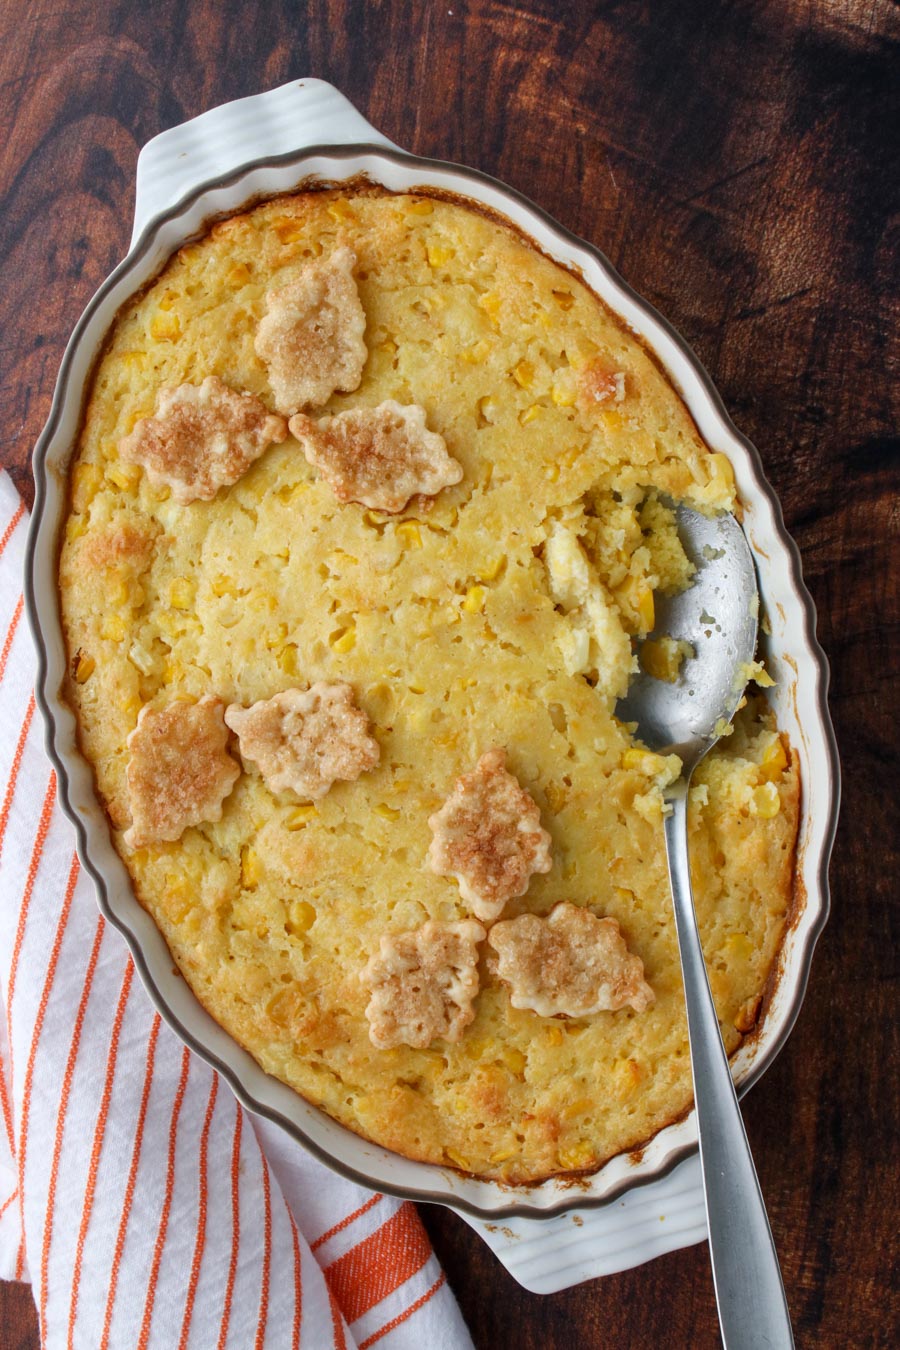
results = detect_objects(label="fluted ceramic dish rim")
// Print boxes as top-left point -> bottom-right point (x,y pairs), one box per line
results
25,123 -> 840,1222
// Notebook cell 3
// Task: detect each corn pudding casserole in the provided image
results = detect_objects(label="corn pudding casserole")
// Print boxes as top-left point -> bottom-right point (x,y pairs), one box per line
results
58,188 -> 799,1183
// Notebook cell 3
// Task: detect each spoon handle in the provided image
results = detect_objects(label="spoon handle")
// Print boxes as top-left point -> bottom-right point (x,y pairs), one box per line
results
663,790 -> 794,1350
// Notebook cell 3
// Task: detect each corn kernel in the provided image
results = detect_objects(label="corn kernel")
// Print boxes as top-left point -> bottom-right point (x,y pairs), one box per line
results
158,289 -> 178,312
460,339 -> 491,365
711,452 -> 736,491
169,577 -> 195,610
127,636 -> 154,675
557,1141 -> 596,1170
149,312 -> 181,342
73,461 -> 103,509
444,1149 -> 470,1171
489,1148 -> 517,1164
331,625 -> 357,654
163,877 -> 193,923
601,408 -> 623,432
327,198 -> 355,222
119,692 -> 142,724
758,737 -> 788,782
279,644 -> 300,676
241,846 -> 263,888
641,635 -> 691,683
750,782 -> 781,818
265,987 -> 301,1027
571,338 -> 600,368
462,585 -> 486,613
177,242 -> 203,266
426,242 -> 455,267
551,381 -> 577,407
101,614 -> 127,643
107,462 -> 140,491
363,509 -> 390,530
406,198 -> 433,215
265,622 -> 289,651
223,262 -> 250,289
108,575 -> 129,607
286,900 -> 316,936
378,336 -> 398,355
545,1024 -> 564,1047
562,1096 -> 594,1120
121,350 -> 147,370
512,359 -> 534,389
622,748 -> 667,775
478,291 -> 501,325
612,1058 -> 642,1101
286,805 -> 317,831
635,584 -> 655,631
274,220 -> 305,244
374,803 -> 401,821
396,521 -> 422,549
276,480 -> 308,504
503,1047 -> 526,1075
476,395 -> 496,426
120,685 -> 142,719
519,403 -> 542,426
211,574 -> 238,598
725,932 -> 753,960
478,556 -> 505,582
551,288 -> 575,310
74,653 -> 95,683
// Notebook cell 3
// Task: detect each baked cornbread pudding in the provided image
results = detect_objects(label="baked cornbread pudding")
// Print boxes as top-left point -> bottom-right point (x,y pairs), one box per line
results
58,187 -> 799,1184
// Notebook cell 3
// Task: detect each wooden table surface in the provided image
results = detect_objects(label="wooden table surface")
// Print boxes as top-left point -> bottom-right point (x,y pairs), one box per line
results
1,2 -> 897,1346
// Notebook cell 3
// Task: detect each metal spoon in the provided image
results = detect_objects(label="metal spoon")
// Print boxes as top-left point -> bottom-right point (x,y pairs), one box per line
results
616,504 -> 794,1350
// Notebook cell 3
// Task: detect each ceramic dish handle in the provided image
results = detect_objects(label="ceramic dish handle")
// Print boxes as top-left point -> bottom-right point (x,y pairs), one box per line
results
131,79 -> 398,249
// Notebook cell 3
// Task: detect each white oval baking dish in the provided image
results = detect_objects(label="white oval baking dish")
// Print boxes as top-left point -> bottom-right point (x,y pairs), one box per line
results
25,81 -> 839,1256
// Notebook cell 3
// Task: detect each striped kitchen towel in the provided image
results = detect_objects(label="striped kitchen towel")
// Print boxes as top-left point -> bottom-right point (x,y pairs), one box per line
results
0,472 -> 473,1349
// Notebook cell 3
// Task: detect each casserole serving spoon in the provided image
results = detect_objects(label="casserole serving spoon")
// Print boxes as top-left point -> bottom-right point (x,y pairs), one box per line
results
616,505 -> 794,1350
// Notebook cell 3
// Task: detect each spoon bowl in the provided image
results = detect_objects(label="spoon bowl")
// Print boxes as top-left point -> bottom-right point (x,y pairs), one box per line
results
616,504 -> 795,1350
617,504 -> 759,769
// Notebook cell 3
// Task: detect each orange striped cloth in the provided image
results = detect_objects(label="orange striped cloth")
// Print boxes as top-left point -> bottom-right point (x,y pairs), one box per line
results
0,477 -> 473,1349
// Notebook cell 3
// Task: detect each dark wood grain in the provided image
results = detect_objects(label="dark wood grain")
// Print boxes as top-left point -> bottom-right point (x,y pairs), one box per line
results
1,1 -> 897,1347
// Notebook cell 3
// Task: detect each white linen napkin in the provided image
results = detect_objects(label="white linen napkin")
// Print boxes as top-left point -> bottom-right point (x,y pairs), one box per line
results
0,472 -> 473,1349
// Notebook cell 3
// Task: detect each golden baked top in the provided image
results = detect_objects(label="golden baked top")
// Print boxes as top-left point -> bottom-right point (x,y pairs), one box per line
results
59,188 -> 798,1183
